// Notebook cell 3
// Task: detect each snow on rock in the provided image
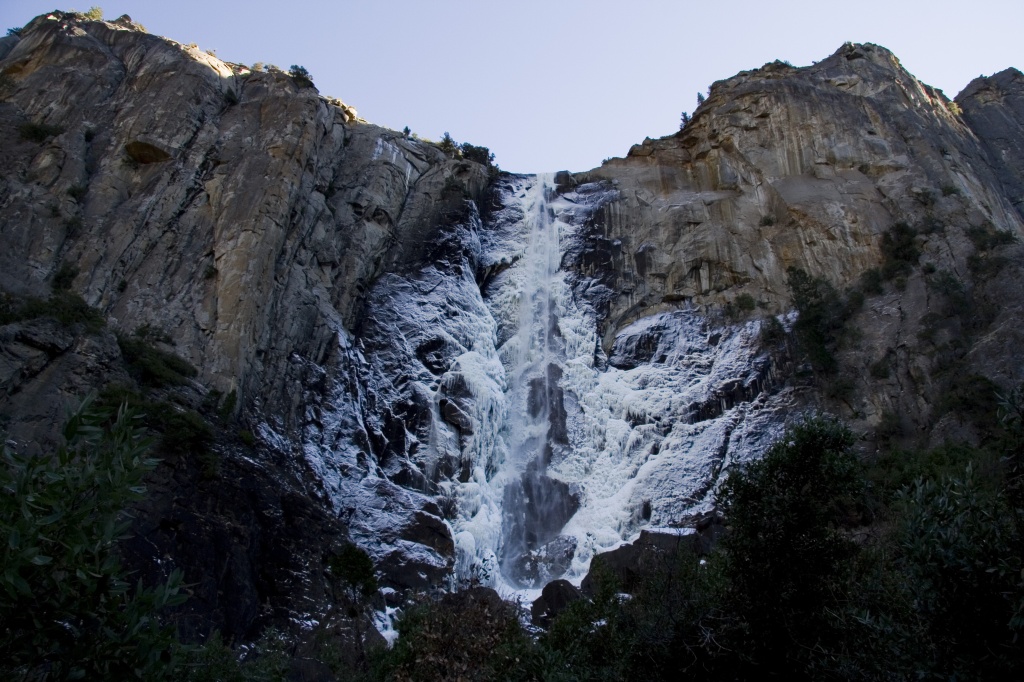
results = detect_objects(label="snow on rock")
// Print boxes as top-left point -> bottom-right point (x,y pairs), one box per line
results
290,172 -> 800,599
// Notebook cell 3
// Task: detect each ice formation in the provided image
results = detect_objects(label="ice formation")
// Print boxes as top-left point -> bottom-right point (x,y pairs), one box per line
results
297,172 -> 799,598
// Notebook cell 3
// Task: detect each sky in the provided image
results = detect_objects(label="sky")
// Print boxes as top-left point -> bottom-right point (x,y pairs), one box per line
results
1,1 -> 1021,173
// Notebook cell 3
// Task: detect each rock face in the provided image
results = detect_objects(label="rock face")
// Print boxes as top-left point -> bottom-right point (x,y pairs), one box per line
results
2,15 -> 1024,646
0,11 -> 490,640
0,11 -> 489,428
559,43 -> 1024,443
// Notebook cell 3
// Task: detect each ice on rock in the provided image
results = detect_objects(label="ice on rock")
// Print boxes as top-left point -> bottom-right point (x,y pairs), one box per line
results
293,172 -> 798,605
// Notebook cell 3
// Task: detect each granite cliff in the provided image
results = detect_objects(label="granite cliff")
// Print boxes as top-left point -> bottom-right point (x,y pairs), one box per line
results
1,11 -> 1023,660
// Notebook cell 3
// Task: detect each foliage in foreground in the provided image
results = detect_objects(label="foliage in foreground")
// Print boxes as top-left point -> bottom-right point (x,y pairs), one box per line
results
0,400 -> 185,680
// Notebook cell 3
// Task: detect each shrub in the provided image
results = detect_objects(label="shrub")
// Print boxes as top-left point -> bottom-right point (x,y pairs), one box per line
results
880,221 -> 920,279
895,469 -> 1024,676
759,214 -> 776,226
375,589 -> 533,681
759,315 -> 786,346
66,182 -> 87,200
14,292 -> 105,332
180,629 -> 290,682
438,132 -> 459,157
81,6 -> 104,21
859,267 -> 883,294
967,223 -> 1016,251
218,388 -> 238,421
288,64 -> 314,87
718,417 -> 863,671
787,267 -> 851,374
52,262 -> 79,291
869,355 -> 891,379
328,545 -> 378,601
0,399 -> 185,680
460,142 -> 494,166
117,333 -> 197,387
95,385 -> 213,466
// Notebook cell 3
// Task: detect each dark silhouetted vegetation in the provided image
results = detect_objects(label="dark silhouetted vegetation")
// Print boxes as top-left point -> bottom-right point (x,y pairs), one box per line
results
117,332 -> 197,388
288,64 -> 314,88
0,290 -> 105,332
0,400 -> 185,680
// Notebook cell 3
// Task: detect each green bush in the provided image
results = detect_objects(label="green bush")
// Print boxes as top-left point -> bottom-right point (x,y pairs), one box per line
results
859,266 -> 883,294
718,417 -> 864,672
8,292 -> 105,332
117,333 -> 197,387
459,142 -> 494,166
787,267 -> 849,374
288,64 -> 314,87
180,629 -> 290,682
52,262 -> 78,291
869,355 -> 891,379
759,314 -> 786,346
895,469 -> 1024,676
735,292 -> 756,311
0,399 -> 185,680
880,221 -> 920,279
328,545 -> 378,601
67,184 -> 88,201
95,384 -> 214,471
373,589 -> 533,681
967,223 -> 1016,251
438,132 -> 459,157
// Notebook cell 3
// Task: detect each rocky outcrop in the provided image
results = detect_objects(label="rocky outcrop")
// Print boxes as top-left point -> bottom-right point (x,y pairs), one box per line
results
561,44 -> 1022,347
958,68 -> 1024,221
0,11 -> 490,432
559,42 -> 1024,443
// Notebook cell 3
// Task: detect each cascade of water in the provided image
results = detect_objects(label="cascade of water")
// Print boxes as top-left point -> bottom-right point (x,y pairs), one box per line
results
497,174 -> 579,588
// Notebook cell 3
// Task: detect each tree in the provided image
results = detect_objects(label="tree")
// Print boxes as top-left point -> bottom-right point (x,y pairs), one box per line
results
288,64 -> 314,88
718,416 -> 862,672
328,544 -> 377,603
82,7 -> 103,21
679,111 -> 690,128
459,142 -> 494,166
438,132 -> 459,158
696,91 -> 705,106
0,399 -> 185,680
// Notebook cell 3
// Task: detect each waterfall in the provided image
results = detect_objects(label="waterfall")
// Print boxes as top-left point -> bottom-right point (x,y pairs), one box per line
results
496,174 -> 579,588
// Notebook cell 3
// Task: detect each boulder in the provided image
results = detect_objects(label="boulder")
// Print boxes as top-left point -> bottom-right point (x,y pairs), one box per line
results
531,579 -> 582,626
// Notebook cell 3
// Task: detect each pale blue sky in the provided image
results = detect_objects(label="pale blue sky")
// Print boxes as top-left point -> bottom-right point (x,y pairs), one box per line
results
2,1 -> 1021,173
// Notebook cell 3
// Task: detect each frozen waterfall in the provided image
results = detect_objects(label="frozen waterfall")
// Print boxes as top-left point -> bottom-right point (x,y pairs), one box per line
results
496,175 -> 579,588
